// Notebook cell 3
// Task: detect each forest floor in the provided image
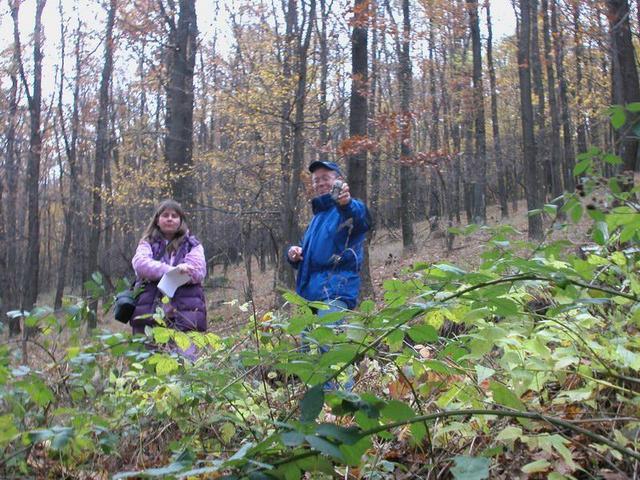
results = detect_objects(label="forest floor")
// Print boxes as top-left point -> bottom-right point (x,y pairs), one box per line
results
205,199 -> 591,337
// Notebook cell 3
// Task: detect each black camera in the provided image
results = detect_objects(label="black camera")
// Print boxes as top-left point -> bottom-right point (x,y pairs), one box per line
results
330,180 -> 344,201
114,288 -> 137,324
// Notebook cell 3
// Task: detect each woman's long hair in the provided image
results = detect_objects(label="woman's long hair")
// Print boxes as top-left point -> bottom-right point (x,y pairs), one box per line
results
141,199 -> 189,254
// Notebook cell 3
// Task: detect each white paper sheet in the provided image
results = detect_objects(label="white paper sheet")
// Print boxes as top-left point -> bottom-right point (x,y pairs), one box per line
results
157,267 -> 191,298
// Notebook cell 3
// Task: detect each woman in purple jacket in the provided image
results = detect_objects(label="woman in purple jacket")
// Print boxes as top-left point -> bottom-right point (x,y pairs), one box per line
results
130,199 -> 207,336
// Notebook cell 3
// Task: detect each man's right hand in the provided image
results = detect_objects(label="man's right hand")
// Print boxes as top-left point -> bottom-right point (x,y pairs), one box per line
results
288,246 -> 303,262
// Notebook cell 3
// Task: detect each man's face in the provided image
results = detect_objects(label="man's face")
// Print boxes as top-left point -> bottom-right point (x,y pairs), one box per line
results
311,167 -> 339,197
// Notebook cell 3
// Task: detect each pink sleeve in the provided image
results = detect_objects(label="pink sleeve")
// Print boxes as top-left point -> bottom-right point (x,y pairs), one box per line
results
132,240 -> 170,281
184,243 -> 207,284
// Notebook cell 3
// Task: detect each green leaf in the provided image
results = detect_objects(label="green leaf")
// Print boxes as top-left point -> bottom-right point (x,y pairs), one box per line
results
174,331 -> 192,351
475,365 -> 495,384
281,431 -> 305,447
433,263 -> 467,277
586,208 -> 606,222
17,378 -> 55,407
221,422 -> 236,444
227,442 -> 254,462
489,382 -> 526,411
488,298 -> 520,316
305,435 -> 345,461
592,221 -> 609,245
51,427 -> 74,450
610,106 -> 627,129
296,455 -> 334,474
410,421 -> 427,444
381,400 -> 414,422
155,356 -> 179,376
386,329 -> 405,351
29,429 -> 54,444
521,459 -> 551,473
152,327 -> 173,344
0,415 -> 18,445
300,385 -> 325,423
568,201 -> 583,223
282,291 -> 309,306
315,423 -> 361,445
423,360 -> 458,375
603,153 -> 623,165
407,324 -> 438,343
340,437 -> 372,466
450,456 -> 491,480
573,159 -> 590,176
626,102 -> 640,112
359,300 -> 375,313
91,271 -> 103,285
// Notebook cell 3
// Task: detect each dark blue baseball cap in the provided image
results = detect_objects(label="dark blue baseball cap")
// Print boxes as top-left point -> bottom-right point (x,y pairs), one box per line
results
309,161 -> 343,177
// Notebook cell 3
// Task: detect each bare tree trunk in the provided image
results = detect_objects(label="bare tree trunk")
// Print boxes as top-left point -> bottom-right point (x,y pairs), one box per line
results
428,18 -> 441,228
277,0 -> 296,290
369,1 -> 382,228
607,0 -> 640,173
518,0 -> 543,239
86,0 -> 116,329
289,0 -> 316,239
347,0 -> 373,299
164,0 -> 198,206
551,0 -> 575,191
572,3 -> 587,155
55,10 -> 82,310
486,0 -> 508,218
398,0 -> 414,251
541,0 -> 563,198
4,26 -> 20,334
530,0 -> 549,201
12,0 -> 47,316
467,0 -> 487,223
318,0 -> 329,162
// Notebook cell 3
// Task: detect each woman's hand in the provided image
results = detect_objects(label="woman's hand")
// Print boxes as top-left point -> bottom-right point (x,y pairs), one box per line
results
176,263 -> 194,277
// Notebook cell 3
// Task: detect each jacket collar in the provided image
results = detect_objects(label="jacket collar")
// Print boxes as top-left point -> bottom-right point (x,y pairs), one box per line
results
311,193 -> 336,214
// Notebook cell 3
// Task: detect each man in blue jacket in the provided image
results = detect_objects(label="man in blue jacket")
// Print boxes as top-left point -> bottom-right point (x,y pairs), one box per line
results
287,161 -> 371,389
288,160 -> 371,311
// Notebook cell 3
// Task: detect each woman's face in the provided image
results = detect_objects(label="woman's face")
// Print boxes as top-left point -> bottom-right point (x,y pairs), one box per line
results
157,208 -> 182,239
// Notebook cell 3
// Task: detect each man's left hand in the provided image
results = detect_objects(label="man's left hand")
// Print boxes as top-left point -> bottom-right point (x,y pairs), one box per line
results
337,182 -> 351,206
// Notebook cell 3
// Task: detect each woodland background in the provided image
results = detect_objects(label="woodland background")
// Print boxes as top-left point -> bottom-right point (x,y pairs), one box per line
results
2,0 -> 640,478
1,0 -> 638,327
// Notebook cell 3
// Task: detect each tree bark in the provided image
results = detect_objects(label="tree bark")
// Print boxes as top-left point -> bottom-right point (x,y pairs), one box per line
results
530,0 -> 549,201
12,0 -> 47,315
551,0 -> 575,191
4,21 -> 20,334
518,0 -> 543,239
398,0 -> 415,251
86,0 -> 116,329
607,0 -> 640,173
164,0 -> 198,206
277,0 -> 296,290
369,1 -> 382,229
467,0 -> 487,223
347,0 -> 373,299
541,0 -> 563,199
572,3 -> 587,156
428,17 -> 441,228
55,11 -> 82,310
485,0 -> 508,218
318,0 -> 330,162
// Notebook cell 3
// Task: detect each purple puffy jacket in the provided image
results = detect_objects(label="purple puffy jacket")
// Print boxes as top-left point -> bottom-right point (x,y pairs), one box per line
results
130,235 -> 207,334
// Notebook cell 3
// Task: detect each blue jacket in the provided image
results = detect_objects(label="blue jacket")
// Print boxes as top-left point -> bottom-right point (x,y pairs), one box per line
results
289,194 -> 371,309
